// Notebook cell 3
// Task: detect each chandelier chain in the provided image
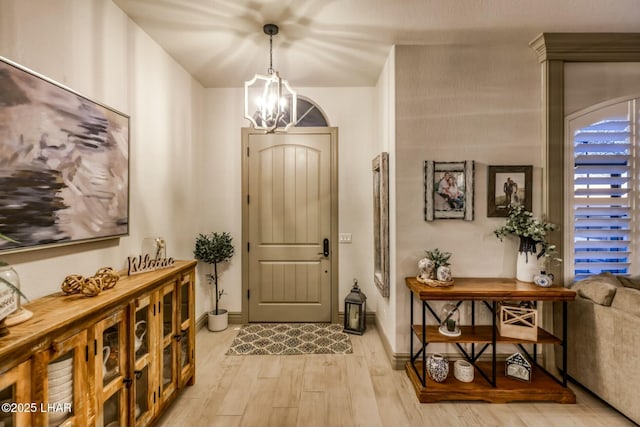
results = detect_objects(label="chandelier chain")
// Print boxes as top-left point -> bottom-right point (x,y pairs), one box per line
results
268,33 -> 274,75
244,23 -> 296,132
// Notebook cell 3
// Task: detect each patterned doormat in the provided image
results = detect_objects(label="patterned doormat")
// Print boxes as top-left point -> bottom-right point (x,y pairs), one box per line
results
226,323 -> 353,355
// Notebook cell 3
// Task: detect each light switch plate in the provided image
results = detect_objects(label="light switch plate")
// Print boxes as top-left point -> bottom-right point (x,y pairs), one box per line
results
339,233 -> 352,243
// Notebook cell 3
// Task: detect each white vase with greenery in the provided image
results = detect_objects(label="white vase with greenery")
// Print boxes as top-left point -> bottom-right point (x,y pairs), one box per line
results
194,232 -> 235,331
494,205 -> 561,282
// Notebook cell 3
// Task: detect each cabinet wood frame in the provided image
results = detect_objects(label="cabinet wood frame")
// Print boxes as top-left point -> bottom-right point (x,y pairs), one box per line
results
0,359 -> 32,426
0,260 -> 196,427
92,309 -> 129,427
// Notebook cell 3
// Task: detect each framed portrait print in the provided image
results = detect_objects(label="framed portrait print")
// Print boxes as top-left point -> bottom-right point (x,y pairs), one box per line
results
424,161 -> 474,221
0,56 -> 129,253
487,165 -> 532,217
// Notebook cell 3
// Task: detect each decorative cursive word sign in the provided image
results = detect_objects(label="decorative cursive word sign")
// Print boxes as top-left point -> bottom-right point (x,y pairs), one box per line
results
127,254 -> 175,276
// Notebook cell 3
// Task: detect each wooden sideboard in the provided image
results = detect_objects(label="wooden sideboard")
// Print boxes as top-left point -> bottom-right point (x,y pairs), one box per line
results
0,260 -> 196,427
405,276 -> 576,404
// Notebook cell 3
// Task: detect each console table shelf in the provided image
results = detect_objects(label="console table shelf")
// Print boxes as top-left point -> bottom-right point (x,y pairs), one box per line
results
406,276 -> 576,404
406,361 -> 576,404
412,325 -> 562,345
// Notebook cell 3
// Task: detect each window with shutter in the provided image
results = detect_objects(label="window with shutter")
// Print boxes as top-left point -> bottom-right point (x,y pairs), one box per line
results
566,98 -> 638,281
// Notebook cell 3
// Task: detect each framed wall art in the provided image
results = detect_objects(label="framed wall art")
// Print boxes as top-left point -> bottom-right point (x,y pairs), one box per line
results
372,152 -> 389,297
487,165 -> 532,217
424,161 -> 474,221
0,56 -> 129,253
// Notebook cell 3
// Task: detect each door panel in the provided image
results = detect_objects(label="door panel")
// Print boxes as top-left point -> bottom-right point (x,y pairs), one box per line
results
258,262 -> 321,302
247,132 -> 332,322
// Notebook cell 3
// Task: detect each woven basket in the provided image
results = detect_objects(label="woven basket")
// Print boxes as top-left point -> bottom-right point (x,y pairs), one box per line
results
416,276 -> 454,287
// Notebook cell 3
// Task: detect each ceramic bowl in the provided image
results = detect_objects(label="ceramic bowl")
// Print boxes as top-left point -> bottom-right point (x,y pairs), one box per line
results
48,382 -> 72,400
48,386 -> 72,402
48,366 -> 73,382
48,357 -> 73,375
48,371 -> 73,388
48,389 -> 72,406
48,391 -> 72,406
48,408 -> 71,426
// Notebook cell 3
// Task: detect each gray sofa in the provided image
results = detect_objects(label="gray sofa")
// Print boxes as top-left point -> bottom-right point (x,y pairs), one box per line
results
566,272 -> 640,424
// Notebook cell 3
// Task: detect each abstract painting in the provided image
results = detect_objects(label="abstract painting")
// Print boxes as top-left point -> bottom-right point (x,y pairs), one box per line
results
0,57 -> 129,253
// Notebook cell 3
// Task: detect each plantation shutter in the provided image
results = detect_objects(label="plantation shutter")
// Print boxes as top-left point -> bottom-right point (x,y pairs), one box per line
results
568,99 -> 637,281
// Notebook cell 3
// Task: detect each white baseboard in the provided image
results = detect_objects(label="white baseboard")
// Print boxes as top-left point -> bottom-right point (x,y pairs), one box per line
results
337,312 -> 376,328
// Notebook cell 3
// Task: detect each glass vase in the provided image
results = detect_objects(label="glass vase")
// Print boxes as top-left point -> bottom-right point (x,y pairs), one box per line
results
438,302 -> 461,337
0,263 -> 32,326
0,264 -> 21,313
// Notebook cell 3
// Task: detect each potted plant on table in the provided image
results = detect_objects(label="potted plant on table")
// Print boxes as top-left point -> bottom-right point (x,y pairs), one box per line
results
194,232 -> 235,331
494,205 -> 560,282
417,248 -> 454,286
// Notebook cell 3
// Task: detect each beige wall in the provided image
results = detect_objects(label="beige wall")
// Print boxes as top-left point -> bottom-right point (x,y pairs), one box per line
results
393,41 -> 543,353
373,47 -> 397,350
0,0 -> 203,301
565,62 -> 640,116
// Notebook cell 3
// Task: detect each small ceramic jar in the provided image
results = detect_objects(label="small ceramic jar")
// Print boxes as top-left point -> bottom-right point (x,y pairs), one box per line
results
418,258 -> 435,279
426,353 -> 449,383
437,266 -> 452,282
533,271 -> 554,287
453,359 -> 474,383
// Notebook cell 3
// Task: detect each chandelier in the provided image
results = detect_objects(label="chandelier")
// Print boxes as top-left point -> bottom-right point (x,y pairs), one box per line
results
244,24 -> 297,133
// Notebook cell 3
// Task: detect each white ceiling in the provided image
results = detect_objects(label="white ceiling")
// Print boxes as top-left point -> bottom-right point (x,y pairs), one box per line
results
113,0 -> 640,88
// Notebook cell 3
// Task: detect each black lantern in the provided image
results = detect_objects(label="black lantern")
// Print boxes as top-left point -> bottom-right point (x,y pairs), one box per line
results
344,279 -> 367,335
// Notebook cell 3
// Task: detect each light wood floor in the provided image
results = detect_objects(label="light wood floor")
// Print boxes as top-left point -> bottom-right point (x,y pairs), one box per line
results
157,325 -> 635,427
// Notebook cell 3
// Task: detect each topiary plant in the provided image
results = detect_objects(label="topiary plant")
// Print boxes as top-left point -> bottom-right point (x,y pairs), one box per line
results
194,232 -> 235,315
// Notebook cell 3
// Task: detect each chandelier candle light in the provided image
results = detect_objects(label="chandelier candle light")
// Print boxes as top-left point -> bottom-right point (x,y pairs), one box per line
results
244,24 -> 297,132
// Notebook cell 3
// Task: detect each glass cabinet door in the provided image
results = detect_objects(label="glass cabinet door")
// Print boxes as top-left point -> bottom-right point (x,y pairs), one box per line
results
94,310 -> 128,427
159,282 -> 177,405
178,271 -> 195,387
43,330 -> 87,427
133,293 -> 154,427
0,360 -> 31,427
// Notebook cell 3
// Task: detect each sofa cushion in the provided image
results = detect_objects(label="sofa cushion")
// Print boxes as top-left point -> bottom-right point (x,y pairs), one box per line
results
571,272 -> 623,289
617,276 -> 640,291
578,281 -> 618,306
570,272 -> 622,306
610,287 -> 640,317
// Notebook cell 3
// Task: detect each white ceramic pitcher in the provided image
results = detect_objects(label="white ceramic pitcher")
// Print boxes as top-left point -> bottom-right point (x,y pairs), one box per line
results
102,346 -> 111,378
134,320 -> 147,352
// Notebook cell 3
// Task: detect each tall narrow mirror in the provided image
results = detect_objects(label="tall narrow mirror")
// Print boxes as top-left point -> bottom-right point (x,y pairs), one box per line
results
372,152 -> 389,297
